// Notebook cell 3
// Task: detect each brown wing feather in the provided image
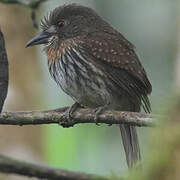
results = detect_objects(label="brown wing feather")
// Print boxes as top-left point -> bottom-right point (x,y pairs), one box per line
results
83,32 -> 152,94
79,32 -> 152,112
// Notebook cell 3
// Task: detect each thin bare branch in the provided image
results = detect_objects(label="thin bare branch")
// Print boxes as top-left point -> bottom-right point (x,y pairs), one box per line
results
0,154 -> 108,180
0,0 -> 48,29
0,0 -> 47,8
0,107 -> 154,127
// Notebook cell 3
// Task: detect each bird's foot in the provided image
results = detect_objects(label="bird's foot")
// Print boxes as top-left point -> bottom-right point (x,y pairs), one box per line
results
59,102 -> 81,128
94,106 -> 108,126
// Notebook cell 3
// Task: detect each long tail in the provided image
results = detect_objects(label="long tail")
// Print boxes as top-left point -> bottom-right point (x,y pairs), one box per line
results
119,124 -> 141,168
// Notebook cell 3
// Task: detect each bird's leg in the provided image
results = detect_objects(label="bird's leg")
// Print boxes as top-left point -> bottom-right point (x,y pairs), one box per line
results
94,103 -> 111,126
59,102 -> 81,128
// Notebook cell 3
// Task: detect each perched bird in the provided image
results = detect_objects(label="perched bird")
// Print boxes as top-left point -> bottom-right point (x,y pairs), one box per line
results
26,4 -> 152,168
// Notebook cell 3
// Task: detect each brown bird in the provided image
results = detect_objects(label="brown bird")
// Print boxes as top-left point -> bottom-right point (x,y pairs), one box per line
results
26,4 -> 152,168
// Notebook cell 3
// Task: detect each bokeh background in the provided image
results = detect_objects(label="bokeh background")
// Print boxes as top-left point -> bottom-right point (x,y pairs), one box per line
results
0,0 -> 178,179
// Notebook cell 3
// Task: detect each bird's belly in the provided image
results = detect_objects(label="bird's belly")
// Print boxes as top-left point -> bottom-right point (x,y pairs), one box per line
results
57,73 -> 133,110
49,60 -> 110,108
56,73 -> 109,108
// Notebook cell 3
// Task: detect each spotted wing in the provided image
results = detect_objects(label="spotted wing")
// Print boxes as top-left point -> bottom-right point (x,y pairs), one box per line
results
80,32 -> 152,112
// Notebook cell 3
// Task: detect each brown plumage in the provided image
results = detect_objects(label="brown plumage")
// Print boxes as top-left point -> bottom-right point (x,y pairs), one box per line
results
26,4 -> 152,168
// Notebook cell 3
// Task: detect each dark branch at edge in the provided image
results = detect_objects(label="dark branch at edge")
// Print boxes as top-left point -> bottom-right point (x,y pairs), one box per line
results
0,154 -> 108,180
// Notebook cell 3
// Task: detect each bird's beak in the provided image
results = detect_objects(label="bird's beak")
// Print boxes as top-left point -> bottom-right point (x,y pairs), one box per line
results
26,32 -> 51,47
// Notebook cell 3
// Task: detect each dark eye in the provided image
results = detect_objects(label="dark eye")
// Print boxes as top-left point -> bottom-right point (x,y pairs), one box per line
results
57,20 -> 64,28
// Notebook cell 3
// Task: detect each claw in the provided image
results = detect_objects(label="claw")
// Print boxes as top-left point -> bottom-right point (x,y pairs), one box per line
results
94,106 -> 108,126
94,114 -> 100,126
59,102 -> 80,128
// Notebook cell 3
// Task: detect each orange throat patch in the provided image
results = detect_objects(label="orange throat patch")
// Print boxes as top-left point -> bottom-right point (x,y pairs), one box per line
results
45,38 -> 81,64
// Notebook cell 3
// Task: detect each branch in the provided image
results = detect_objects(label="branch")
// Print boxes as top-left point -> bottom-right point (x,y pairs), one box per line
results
0,0 -> 48,29
0,0 -> 47,8
0,107 -> 154,127
0,154 -> 108,180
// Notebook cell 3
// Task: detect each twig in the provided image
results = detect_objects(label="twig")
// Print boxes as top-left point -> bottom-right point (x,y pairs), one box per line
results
0,0 -> 47,8
31,10 -> 38,29
0,0 -> 48,29
0,107 -> 154,127
0,154 -> 108,180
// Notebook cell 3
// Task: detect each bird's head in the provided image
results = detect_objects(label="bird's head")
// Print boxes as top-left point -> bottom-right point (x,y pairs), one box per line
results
26,4 -> 105,48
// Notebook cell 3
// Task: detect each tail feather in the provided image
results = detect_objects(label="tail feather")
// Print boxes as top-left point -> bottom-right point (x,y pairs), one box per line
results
119,124 -> 141,168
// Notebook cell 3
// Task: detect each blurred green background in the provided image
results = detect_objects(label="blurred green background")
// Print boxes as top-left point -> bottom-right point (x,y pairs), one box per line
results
0,0 -> 178,179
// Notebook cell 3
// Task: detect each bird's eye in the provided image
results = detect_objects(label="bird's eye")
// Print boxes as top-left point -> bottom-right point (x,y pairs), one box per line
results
57,20 -> 64,28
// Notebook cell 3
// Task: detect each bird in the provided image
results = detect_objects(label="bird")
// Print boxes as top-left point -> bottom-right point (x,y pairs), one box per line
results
26,4 -> 152,168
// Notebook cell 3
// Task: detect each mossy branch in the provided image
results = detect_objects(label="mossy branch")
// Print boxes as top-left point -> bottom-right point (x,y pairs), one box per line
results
0,107 -> 154,127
